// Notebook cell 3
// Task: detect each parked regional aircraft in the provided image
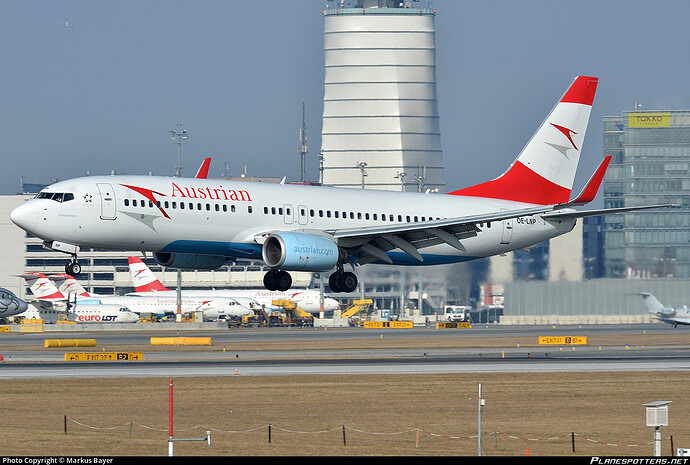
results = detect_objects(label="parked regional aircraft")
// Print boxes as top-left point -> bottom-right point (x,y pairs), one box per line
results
10,77 -> 669,293
639,292 -> 690,328
127,256 -> 339,313
17,304 -> 139,324
0,287 -> 29,319
22,272 -> 252,321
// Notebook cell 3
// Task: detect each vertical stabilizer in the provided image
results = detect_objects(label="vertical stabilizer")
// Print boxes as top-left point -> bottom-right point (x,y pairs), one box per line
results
51,273 -> 91,297
450,76 -> 598,205
20,273 -> 66,301
640,292 -> 670,314
128,256 -> 170,292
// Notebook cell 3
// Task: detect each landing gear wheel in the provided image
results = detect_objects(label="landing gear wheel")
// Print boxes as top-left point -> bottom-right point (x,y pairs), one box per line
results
65,261 -> 81,276
337,271 -> 358,293
263,270 -> 292,291
274,270 -> 292,291
329,273 -> 341,293
329,270 -> 358,293
263,270 -> 278,291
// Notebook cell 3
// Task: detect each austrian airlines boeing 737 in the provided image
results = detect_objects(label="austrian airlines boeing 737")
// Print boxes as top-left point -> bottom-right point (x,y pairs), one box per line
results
9,77 -> 667,293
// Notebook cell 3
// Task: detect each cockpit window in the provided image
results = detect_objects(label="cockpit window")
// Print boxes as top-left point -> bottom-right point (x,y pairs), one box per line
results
36,192 -> 74,202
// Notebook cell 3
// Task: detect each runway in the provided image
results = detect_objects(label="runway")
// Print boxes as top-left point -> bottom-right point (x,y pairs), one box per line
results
1,324 -> 689,379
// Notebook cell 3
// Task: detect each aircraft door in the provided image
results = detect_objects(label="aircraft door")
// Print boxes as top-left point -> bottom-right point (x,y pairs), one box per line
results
499,209 -> 513,245
298,205 -> 308,225
500,219 -> 514,244
97,183 -> 117,220
283,204 -> 294,225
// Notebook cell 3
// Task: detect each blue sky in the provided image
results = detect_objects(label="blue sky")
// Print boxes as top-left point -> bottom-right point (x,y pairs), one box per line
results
1,0 -> 689,203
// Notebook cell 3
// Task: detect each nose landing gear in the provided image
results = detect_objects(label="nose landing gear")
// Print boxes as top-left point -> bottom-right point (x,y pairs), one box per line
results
65,257 -> 81,276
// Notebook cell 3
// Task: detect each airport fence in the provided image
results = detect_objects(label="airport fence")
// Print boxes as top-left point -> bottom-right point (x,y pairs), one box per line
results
64,416 -> 674,455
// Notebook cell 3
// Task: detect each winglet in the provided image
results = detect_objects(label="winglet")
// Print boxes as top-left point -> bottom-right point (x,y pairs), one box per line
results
561,156 -> 611,206
195,157 -> 212,179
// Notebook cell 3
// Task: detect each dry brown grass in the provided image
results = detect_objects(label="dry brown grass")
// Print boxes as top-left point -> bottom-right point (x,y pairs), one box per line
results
0,330 -> 688,456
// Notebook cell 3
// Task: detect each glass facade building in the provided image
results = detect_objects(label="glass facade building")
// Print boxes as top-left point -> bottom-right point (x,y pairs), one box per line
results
603,111 -> 690,278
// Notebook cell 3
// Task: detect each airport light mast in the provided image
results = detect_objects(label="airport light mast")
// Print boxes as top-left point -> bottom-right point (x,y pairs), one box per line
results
170,124 -> 188,178
169,124 -> 188,323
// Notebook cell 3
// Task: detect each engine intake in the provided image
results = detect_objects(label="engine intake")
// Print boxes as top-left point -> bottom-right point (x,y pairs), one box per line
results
262,232 -> 342,271
153,252 -> 228,270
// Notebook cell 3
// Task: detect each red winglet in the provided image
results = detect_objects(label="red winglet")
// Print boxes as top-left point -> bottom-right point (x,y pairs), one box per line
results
195,157 -> 212,179
566,156 -> 611,205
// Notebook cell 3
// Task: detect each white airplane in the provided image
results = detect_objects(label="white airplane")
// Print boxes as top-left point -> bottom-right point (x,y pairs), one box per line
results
22,272 -> 252,321
10,76 -> 668,294
127,256 -> 339,313
17,303 -> 139,324
639,292 -> 690,328
0,288 -> 30,319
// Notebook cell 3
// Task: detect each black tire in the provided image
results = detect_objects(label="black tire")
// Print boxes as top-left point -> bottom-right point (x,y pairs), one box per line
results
263,270 -> 277,291
66,262 -> 81,276
329,273 -> 341,293
275,271 -> 292,291
338,272 -> 358,293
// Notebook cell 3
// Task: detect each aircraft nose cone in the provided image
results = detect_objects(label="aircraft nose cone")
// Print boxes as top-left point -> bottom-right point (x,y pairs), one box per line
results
10,201 -> 38,233
15,299 -> 28,314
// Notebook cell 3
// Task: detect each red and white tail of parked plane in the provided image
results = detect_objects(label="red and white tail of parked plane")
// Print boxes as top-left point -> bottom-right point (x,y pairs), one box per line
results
128,257 -> 170,292
10,76 -> 670,294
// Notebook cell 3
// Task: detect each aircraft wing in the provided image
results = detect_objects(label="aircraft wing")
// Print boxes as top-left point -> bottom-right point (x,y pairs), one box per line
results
542,204 -> 674,221
326,156 -> 671,265
328,204 -> 557,265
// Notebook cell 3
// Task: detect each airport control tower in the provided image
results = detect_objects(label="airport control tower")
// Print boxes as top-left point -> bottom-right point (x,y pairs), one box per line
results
320,0 -> 445,192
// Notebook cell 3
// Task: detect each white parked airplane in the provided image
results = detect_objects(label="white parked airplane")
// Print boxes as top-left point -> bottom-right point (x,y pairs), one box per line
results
639,292 -> 690,328
22,272 -> 252,321
17,303 -> 139,324
10,77 -> 668,293
127,256 -> 339,313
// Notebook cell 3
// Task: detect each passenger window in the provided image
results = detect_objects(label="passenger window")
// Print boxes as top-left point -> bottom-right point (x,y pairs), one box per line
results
124,199 -> 130,207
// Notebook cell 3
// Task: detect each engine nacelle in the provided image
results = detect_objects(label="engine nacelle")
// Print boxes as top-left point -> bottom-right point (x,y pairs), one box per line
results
262,232 -> 341,271
153,252 -> 228,270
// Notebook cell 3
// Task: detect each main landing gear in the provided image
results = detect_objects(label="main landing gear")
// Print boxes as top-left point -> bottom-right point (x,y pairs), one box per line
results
263,269 -> 292,292
328,268 -> 358,293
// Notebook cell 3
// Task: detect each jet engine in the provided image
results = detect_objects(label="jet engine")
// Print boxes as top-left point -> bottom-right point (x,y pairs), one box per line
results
153,252 -> 228,270
261,232 -> 343,271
